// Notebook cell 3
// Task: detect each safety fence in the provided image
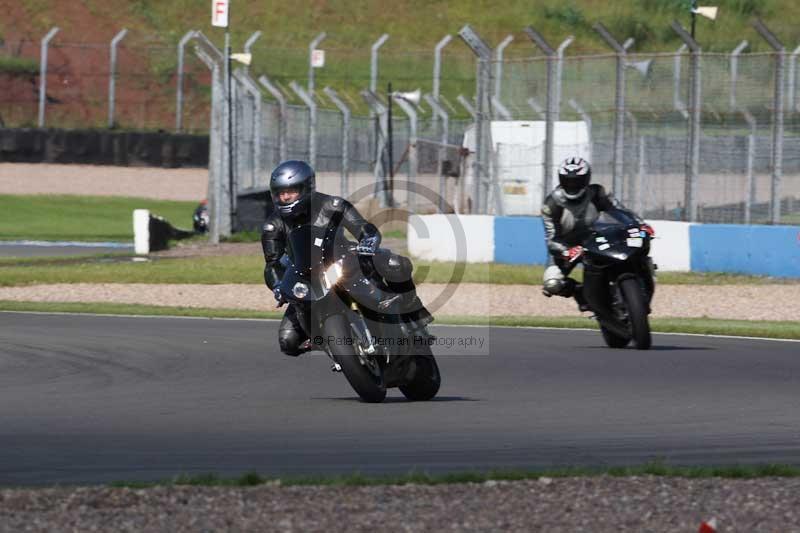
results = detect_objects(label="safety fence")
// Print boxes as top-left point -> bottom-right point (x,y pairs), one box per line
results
3,23 -> 800,241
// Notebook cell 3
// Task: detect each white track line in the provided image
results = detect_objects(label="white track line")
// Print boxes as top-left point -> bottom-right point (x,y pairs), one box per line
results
2,310 -> 798,343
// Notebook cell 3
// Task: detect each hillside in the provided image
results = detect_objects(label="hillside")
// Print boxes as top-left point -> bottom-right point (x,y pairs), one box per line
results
1,0 -> 798,129
3,0 -> 798,53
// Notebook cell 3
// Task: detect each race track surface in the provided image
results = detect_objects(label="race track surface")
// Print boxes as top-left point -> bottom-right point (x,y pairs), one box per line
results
1,312 -> 798,486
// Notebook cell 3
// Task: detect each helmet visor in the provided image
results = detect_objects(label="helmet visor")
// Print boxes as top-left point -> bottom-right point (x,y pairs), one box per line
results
560,175 -> 590,197
275,186 -> 302,206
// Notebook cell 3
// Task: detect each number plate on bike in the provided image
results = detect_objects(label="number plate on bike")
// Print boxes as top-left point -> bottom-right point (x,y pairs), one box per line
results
626,237 -> 643,247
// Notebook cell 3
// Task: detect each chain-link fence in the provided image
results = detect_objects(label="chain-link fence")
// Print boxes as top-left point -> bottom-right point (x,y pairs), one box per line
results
4,25 -> 799,236
488,24 -> 800,226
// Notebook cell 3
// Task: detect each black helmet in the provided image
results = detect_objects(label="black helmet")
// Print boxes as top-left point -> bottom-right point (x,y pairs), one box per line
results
557,156 -> 591,200
270,160 -> 316,218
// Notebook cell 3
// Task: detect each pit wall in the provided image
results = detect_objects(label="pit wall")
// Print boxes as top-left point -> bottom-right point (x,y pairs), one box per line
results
407,215 -> 800,278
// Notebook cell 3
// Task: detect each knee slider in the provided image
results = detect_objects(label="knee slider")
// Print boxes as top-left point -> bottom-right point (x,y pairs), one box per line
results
543,278 -> 566,296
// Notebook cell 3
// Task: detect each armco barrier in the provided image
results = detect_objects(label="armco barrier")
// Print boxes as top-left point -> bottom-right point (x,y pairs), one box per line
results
690,224 -> 800,278
408,214 -> 799,277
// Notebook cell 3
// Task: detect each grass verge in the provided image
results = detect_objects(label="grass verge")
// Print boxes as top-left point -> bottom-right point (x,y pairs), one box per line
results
110,462 -> 800,489
1,301 -> 798,340
0,195 -> 197,242
1,253 -> 794,287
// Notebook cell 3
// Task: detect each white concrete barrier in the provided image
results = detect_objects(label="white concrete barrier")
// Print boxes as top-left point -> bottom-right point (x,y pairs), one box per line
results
133,209 -> 150,255
648,220 -> 692,272
408,214 -> 494,263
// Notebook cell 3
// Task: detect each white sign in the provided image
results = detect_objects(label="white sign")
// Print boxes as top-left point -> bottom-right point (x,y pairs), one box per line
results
311,49 -> 325,68
211,0 -> 229,27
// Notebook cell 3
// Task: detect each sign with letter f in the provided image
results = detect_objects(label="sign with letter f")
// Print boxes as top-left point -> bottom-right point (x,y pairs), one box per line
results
212,0 -> 229,27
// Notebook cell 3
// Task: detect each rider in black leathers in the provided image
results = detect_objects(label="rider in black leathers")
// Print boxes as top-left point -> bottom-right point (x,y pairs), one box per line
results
542,156 -> 654,305
262,160 -> 432,356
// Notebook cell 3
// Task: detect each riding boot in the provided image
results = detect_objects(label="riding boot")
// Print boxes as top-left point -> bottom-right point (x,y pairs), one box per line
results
573,283 -> 590,312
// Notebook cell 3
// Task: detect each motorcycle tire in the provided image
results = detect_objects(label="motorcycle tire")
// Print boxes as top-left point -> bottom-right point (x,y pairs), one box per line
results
619,277 -> 652,350
399,351 -> 441,401
324,314 -> 387,403
600,324 -> 630,348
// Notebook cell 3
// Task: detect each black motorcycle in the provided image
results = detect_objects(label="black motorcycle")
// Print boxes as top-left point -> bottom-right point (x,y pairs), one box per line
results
574,209 -> 656,350
276,223 -> 441,403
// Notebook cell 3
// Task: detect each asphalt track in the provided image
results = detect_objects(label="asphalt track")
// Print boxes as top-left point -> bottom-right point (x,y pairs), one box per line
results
1,312 -> 799,486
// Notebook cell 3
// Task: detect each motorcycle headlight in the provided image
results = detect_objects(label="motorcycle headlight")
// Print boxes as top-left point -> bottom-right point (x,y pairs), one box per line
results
322,261 -> 343,290
292,282 -> 309,299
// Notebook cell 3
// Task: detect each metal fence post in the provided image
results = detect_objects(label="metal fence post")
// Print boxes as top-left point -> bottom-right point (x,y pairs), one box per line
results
233,68 -> 263,190
673,44 -> 689,117
108,29 -> 128,129
458,25 -> 493,214
432,35 -> 452,129
243,30 -> 262,75
625,110 -> 639,209
555,36 -> 574,121
192,31 -> 228,242
425,93 -> 450,213
370,34 -> 390,94
175,30 -> 196,132
38,27 -> 60,128
361,90 -> 392,206
527,97 -> 546,119
456,94 -> 477,120
753,20 -> 785,225
289,81 -> 317,168
593,23 -> 627,198
729,40 -> 748,110
741,109 -> 756,224
323,87 -> 351,198
258,75 -> 288,162
671,21 -> 701,222
493,35 -> 514,119
308,32 -> 327,96
788,44 -> 800,112
568,98 -> 592,142
393,95 -> 419,213
524,27 -> 556,197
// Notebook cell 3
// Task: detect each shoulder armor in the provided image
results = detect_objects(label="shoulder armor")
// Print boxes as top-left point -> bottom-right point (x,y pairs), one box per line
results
262,214 -> 283,236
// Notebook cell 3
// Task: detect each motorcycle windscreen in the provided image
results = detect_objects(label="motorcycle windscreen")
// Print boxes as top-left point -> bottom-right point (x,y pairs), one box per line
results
593,208 -> 638,230
287,224 -> 329,275
586,208 -> 642,259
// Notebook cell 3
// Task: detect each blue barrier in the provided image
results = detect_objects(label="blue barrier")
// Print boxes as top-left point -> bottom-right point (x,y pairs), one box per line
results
494,217 -> 549,265
470,215 -> 800,278
690,224 -> 800,278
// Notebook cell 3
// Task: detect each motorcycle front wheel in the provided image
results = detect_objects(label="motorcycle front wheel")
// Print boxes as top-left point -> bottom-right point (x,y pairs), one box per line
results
399,345 -> 441,401
324,314 -> 386,403
619,277 -> 652,350
600,324 -> 630,348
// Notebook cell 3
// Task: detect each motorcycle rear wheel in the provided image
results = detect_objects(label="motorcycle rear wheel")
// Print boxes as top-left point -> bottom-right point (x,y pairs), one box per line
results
325,314 -> 387,403
619,277 -> 652,350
